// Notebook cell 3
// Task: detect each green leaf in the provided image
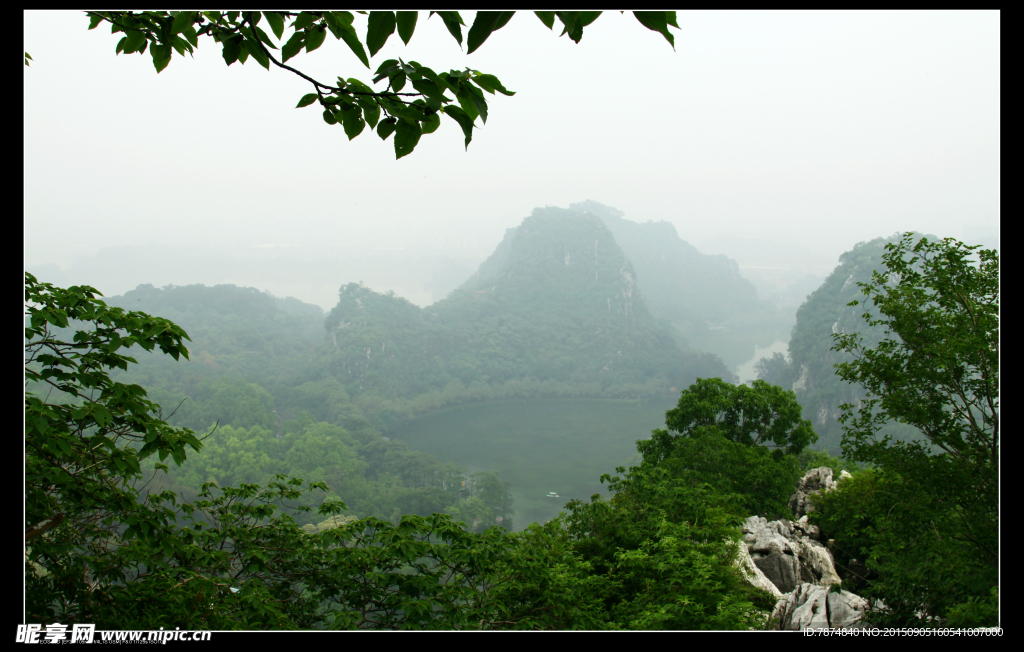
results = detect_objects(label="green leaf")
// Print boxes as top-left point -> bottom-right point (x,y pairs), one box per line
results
222,36 -> 242,65
336,22 -> 370,68
171,11 -> 193,35
397,11 -> 418,45
444,105 -> 474,150
305,25 -> 327,53
255,26 -> 279,49
293,11 -> 316,31
580,11 -> 603,28
325,11 -> 355,41
151,43 -> 172,73
473,73 -> 515,97
633,11 -> 675,49
421,112 -> 440,134
394,119 -> 422,159
389,70 -> 407,92
411,78 -> 445,102
467,11 -> 514,54
374,58 -> 400,77
359,99 -> 381,128
377,118 -> 397,140
323,109 -> 338,125
88,13 -> 104,30
534,11 -> 555,29
244,39 -> 270,70
170,36 -> 188,57
182,26 -> 198,49
463,83 -> 488,124
55,437 -> 74,458
296,93 -> 318,108
456,88 -> 481,124
265,11 -> 285,40
124,29 -> 147,54
555,12 -> 582,43
281,31 -> 304,63
433,11 -> 465,48
367,11 -> 397,57
341,106 -> 365,139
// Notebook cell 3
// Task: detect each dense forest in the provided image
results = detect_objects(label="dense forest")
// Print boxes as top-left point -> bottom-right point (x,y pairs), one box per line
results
25,210 -> 998,629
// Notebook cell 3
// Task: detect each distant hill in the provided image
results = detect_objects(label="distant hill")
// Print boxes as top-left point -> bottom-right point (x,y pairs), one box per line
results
568,200 -> 793,369
323,207 -> 734,413
570,200 -> 758,326
104,283 -> 325,390
756,234 -> 934,452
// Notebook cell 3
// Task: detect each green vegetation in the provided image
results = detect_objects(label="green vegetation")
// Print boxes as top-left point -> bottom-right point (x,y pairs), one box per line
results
24,272 -> 778,629
26,232 -> 996,628
756,234 -> 936,453
637,378 -> 815,519
29,281 -> 517,533
82,11 -> 677,159
810,234 -> 998,626
322,208 -> 735,429
26,11 -> 996,627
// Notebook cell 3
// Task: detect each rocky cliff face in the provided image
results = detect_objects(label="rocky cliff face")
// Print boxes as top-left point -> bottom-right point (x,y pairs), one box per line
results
783,235 -> 937,452
735,467 -> 883,630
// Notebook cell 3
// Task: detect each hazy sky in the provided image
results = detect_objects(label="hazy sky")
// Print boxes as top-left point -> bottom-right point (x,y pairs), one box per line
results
25,10 -> 999,310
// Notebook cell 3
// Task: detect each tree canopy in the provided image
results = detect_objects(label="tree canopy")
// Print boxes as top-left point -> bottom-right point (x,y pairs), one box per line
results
812,233 -> 999,626
644,377 -> 817,461
78,11 -> 678,158
24,274 -> 778,629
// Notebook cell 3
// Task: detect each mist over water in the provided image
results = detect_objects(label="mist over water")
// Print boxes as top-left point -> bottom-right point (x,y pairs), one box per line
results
736,340 -> 790,384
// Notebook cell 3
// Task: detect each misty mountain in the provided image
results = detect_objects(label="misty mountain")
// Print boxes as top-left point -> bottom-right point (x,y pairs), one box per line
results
102,283 -> 325,395
570,200 -> 759,326
567,200 -> 795,369
756,233 -> 935,452
323,207 -> 734,404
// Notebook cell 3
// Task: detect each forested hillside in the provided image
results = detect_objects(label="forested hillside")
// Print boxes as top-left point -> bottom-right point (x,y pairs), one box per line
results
755,234 -> 934,452
322,207 -> 734,427
59,284 -> 517,531
25,233 -> 997,630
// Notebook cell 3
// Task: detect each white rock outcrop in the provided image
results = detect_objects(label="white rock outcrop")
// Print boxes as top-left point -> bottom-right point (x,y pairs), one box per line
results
733,467 -> 879,629
742,515 -> 841,595
729,538 -> 783,600
788,466 -> 852,519
770,583 -> 875,630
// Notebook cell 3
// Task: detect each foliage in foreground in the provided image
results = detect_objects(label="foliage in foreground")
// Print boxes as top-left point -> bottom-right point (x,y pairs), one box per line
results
24,273 -> 773,630
82,11 -> 678,159
813,234 -> 998,626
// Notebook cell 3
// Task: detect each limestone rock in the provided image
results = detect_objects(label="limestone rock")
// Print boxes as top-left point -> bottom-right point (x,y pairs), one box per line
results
741,514 -> 841,595
754,549 -> 800,594
771,583 -> 875,630
788,466 -> 852,519
730,538 -> 783,600
793,538 -> 842,588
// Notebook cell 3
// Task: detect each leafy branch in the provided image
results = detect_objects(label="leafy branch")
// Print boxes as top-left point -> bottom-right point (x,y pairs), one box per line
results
81,10 -> 678,159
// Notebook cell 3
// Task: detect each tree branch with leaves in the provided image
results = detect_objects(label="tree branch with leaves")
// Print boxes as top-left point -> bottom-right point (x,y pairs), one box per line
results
81,10 -> 678,158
